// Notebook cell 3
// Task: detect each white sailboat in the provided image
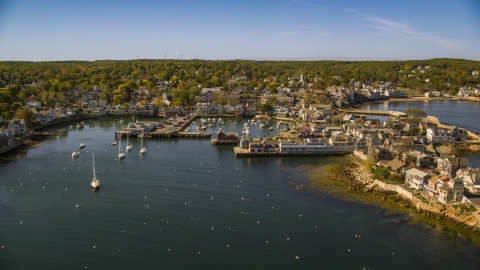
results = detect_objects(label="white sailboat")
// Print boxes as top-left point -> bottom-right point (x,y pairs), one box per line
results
125,131 -> 132,151
72,150 -> 80,157
140,135 -> 147,155
118,135 -> 126,159
91,153 -> 100,190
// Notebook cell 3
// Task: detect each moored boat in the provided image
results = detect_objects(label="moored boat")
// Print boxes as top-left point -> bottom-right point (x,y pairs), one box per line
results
91,153 -> 100,190
118,135 -> 126,159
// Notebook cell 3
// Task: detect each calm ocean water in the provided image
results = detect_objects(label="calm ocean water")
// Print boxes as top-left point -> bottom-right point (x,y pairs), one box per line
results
362,100 -> 480,133
1,119 -> 480,269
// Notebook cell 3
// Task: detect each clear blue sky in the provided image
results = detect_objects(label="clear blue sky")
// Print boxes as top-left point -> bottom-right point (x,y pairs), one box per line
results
0,0 -> 479,61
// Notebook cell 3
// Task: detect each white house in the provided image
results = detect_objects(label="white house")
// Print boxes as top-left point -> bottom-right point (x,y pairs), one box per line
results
278,138 -> 332,153
405,168 -> 430,190
426,128 -> 455,142
25,100 -> 42,108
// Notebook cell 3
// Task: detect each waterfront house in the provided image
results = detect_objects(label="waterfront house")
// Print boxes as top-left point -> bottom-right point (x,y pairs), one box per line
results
405,168 -> 431,190
427,128 -> 455,142
239,137 -> 249,149
124,122 -> 158,136
0,128 -> 15,146
278,138 -> 332,153
248,138 -> 269,153
8,119 -> 26,136
383,89 -> 406,97
456,167 -> 480,192
196,103 -> 210,115
115,104 -> 125,113
438,178 -> 464,204
166,107 -> 182,118
224,104 -> 235,114
328,134 -> 357,152
235,104 -> 244,116
217,104 -> 224,114
438,156 -> 471,176
274,106 -> 289,117
157,106 -> 166,117
423,174 -> 451,199
243,106 -> 257,117
67,108 -> 77,116
216,129 -> 238,142
38,109 -> 56,122
32,111 -> 48,125
208,104 -> 218,114
457,88 -> 471,97
451,127 -> 468,140
355,137 -> 367,151
131,104 -> 156,117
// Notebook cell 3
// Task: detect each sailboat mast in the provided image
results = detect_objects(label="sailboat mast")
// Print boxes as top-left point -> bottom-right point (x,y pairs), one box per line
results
93,153 -> 96,179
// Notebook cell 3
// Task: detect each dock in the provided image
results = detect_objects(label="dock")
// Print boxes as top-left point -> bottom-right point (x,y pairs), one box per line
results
211,139 -> 238,145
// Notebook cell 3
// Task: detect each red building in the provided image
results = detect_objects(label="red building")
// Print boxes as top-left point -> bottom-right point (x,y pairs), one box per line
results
216,129 -> 239,142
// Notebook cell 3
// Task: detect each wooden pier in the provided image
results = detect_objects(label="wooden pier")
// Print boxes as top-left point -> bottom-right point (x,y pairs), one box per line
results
211,139 -> 238,145
178,132 -> 211,138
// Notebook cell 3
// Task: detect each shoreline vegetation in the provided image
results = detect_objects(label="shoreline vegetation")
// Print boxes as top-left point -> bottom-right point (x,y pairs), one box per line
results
295,155 -> 480,246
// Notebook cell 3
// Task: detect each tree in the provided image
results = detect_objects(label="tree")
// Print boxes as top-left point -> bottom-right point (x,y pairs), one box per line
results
258,103 -> 273,115
405,108 -> 427,118
373,166 -> 390,180
13,108 -> 33,124
387,174 -> 403,183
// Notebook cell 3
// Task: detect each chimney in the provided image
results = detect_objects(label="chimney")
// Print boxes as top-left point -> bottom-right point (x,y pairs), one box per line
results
404,158 -> 407,164
456,157 -> 460,173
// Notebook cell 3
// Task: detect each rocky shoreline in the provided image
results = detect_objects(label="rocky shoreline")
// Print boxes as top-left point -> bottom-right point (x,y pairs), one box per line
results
316,155 -> 480,245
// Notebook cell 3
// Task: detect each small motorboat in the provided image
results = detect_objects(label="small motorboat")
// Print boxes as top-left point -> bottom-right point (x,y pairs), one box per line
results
72,151 -> 80,157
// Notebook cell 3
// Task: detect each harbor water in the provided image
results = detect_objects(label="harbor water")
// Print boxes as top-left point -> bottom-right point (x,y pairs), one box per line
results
1,119 -> 480,269
362,100 -> 480,133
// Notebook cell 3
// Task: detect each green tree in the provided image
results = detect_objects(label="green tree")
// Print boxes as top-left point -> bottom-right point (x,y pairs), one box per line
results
405,108 -> 427,118
373,166 -> 390,180
387,174 -> 403,183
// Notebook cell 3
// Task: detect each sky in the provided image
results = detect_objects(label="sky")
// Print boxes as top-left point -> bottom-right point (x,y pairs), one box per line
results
0,0 -> 479,61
